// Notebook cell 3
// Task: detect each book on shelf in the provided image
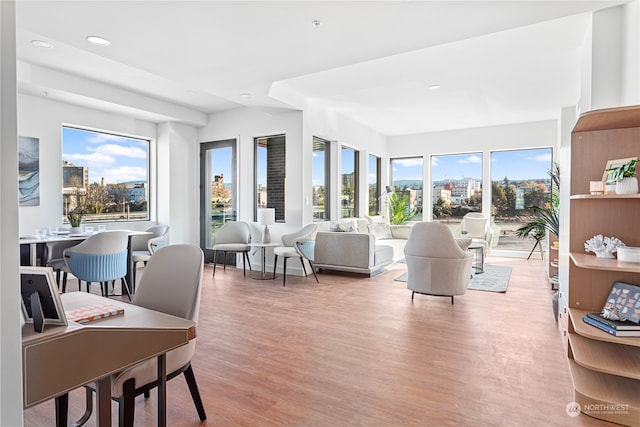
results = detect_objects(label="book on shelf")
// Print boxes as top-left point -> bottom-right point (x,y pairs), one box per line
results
585,312 -> 640,331
582,314 -> 640,337
65,303 -> 124,324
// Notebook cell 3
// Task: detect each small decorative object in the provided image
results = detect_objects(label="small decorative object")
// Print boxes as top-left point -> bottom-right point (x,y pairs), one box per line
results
257,207 -> 275,243
616,246 -> 640,263
589,181 -> 605,195
67,208 -> 83,233
603,157 -> 638,195
584,234 -> 626,258
601,305 -> 626,322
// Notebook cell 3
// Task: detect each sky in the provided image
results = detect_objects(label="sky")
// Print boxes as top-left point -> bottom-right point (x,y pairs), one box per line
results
63,127 -> 148,184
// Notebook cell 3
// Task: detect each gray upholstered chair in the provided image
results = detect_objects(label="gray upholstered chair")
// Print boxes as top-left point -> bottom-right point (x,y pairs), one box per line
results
404,222 -> 473,304
452,213 -> 493,256
131,224 -> 169,286
272,224 -> 318,286
67,244 -> 206,427
212,221 -> 252,277
45,240 -> 80,292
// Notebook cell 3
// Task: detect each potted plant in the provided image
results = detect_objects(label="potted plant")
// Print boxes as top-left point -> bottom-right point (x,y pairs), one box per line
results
67,208 -> 83,233
606,158 -> 638,194
387,190 -> 416,225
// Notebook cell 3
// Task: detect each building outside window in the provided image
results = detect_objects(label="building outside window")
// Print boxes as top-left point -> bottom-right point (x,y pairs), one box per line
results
255,135 -> 286,222
62,126 -> 149,223
389,157 -> 423,222
312,137 -> 330,221
490,148 -> 553,251
431,152 -> 483,228
341,146 -> 359,218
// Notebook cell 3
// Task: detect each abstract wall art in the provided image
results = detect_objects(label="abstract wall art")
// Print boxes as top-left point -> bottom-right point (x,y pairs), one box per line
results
19,136 -> 40,206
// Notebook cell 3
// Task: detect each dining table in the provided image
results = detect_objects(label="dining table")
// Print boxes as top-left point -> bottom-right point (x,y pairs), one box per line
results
19,229 -> 152,293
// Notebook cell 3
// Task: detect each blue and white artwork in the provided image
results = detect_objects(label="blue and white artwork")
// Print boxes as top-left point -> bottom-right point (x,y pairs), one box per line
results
19,136 -> 40,206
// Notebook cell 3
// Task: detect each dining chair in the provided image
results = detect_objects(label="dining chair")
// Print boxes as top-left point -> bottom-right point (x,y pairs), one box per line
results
212,221 -> 252,277
63,230 -> 131,300
130,224 -> 170,286
272,224 -> 318,286
45,240 -> 81,292
67,244 -> 206,427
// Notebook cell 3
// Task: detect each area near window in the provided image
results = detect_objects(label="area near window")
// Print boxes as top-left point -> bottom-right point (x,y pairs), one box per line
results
312,137 -> 331,221
389,157 -> 423,222
341,146 -> 359,218
431,152 -> 483,228
490,148 -> 553,252
62,126 -> 149,224
255,135 -> 286,222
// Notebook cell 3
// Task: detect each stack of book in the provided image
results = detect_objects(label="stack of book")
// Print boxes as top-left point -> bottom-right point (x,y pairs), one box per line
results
582,312 -> 640,337
582,281 -> 640,337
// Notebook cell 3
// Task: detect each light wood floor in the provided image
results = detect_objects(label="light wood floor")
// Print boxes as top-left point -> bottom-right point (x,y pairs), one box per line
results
24,257 -> 617,426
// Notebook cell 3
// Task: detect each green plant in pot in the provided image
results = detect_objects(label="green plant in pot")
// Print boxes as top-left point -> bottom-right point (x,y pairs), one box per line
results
387,190 -> 416,225
67,208 -> 83,232
606,158 -> 638,194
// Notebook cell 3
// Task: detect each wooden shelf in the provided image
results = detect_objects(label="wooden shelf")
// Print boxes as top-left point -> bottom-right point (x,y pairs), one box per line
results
569,308 -> 640,348
570,252 -> 640,273
568,331 -> 640,379
568,359 -> 640,426
571,193 -> 640,200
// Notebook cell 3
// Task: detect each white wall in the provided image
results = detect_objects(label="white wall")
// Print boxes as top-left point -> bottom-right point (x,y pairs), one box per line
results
17,94 -> 158,236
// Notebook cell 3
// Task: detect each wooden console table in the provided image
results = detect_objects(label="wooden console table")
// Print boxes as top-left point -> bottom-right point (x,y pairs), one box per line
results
22,292 -> 195,426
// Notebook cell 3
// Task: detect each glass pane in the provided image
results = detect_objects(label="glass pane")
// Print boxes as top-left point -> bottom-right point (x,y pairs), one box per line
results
368,155 -> 379,216
341,146 -> 357,218
490,148 -> 553,251
390,157 -> 423,222
431,153 -> 483,232
312,138 -> 329,221
208,146 -> 234,248
62,126 -> 149,223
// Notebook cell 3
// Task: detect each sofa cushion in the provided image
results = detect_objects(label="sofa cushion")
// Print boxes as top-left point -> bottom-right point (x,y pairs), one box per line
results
368,223 -> 393,240
375,244 -> 394,265
330,219 -> 358,232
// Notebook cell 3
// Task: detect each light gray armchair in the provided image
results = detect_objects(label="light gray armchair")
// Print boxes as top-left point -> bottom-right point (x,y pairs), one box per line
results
131,224 -> 170,286
272,224 -> 318,286
452,213 -> 493,256
404,222 -> 473,304
212,221 -> 252,277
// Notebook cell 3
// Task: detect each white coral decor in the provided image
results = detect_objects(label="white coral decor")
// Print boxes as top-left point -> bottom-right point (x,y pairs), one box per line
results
584,234 -> 626,258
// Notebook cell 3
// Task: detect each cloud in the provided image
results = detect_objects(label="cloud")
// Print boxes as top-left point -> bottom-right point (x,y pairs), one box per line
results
459,155 -> 482,164
89,144 -> 147,159
86,134 -> 132,144
64,152 -> 115,166
101,166 -> 147,184
393,158 -> 422,167
526,153 -> 553,162
431,157 -> 439,167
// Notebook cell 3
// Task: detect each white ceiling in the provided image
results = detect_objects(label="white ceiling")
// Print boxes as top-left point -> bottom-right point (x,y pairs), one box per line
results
15,1 -> 628,136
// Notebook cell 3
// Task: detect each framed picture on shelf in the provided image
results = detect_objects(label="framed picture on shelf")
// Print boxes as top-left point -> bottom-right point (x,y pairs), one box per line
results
602,157 -> 638,184
20,266 -> 67,332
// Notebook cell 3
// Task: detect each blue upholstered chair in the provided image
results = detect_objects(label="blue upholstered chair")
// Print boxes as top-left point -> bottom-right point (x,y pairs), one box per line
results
63,230 -> 131,300
272,224 -> 318,286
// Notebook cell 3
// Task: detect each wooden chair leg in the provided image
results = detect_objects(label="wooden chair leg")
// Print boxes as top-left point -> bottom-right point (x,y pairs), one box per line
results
183,364 -> 207,421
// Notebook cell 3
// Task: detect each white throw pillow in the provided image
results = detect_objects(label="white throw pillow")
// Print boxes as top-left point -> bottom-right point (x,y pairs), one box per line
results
368,223 -> 393,240
330,219 -> 358,233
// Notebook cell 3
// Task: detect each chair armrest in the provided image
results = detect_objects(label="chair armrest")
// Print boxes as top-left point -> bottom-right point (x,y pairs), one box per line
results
295,239 -> 315,262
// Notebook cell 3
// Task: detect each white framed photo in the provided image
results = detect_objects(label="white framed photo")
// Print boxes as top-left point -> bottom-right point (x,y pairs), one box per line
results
20,266 -> 67,331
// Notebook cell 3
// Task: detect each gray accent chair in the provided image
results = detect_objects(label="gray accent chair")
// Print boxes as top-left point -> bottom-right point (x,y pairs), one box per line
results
404,222 -> 473,304
212,221 -> 252,277
45,240 -> 80,292
272,224 -> 318,286
131,224 -> 170,287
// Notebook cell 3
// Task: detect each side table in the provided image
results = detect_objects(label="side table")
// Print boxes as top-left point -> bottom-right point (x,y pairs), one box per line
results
467,243 -> 484,274
250,242 -> 280,280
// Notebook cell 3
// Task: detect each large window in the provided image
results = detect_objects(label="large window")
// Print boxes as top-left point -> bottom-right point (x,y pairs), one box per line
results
312,137 -> 331,221
389,157 -> 423,222
255,135 -> 286,222
491,148 -> 553,251
431,152 -> 483,228
341,146 -> 359,218
62,126 -> 149,223
368,154 -> 381,216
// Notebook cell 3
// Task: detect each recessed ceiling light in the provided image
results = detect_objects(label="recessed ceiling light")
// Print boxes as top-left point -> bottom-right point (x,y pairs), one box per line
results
240,93 -> 253,100
428,84 -> 441,91
86,36 -> 111,46
31,40 -> 53,49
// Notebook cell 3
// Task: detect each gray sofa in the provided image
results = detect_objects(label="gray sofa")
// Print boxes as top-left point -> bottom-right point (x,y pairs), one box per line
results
312,223 -> 411,276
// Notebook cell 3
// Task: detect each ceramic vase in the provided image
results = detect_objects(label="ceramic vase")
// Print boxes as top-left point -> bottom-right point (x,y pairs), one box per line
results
615,177 -> 638,195
70,226 -> 82,234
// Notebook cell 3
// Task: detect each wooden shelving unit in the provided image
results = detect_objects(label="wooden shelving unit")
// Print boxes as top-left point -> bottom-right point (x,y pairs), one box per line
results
565,105 -> 640,427
548,232 -> 559,289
